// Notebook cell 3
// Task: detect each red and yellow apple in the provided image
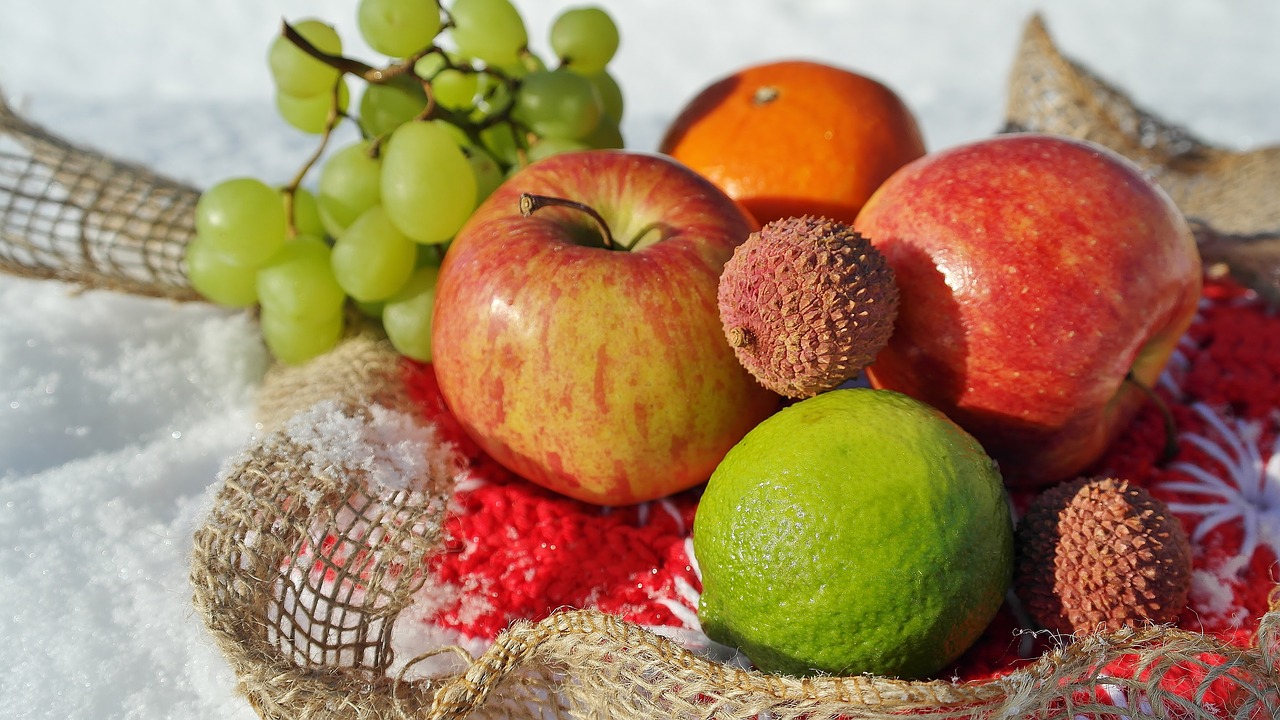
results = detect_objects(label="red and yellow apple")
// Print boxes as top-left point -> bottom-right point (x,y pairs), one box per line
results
431,150 -> 780,505
854,133 -> 1202,487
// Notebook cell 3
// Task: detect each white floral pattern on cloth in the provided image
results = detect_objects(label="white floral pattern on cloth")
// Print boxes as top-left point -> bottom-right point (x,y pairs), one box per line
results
1158,403 -> 1280,563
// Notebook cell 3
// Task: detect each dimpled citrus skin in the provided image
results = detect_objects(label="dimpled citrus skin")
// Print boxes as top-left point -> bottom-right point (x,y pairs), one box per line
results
692,388 -> 1013,679
717,215 -> 899,398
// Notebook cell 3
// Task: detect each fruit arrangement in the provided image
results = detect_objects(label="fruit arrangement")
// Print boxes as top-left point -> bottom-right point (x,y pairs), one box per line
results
177,0 -> 1224,682
184,0 -> 626,364
28,4 -> 1255,718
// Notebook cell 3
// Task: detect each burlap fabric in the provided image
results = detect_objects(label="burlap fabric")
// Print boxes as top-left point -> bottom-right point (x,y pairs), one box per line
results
3,14 -> 1280,719
0,91 -> 199,301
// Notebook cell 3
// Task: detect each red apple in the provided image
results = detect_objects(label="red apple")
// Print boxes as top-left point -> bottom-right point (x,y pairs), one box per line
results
854,134 -> 1201,487
431,150 -> 780,505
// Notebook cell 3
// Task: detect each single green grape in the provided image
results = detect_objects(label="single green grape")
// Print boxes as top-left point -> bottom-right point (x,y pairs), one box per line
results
478,121 -> 522,166
432,119 -> 472,148
268,19 -> 343,98
317,140 -> 383,238
412,50 -> 448,79
432,68 -> 480,110
526,136 -> 590,163
195,177 -> 287,267
587,69 -> 624,123
470,71 -> 514,122
358,76 -> 428,137
259,304 -> 345,365
449,0 -> 528,68
330,205 -> 418,302
381,264 -> 440,362
380,120 -> 477,244
275,81 -> 349,134
357,0 -> 442,58
255,234 -> 348,321
549,6 -> 620,76
415,241 -> 448,268
511,68 -> 602,140
492,49 -> 546,78
581,114 -> 624,150
353,297 -> 386,319
465,144 -> 505,202
287,186 -> 327,239
184,234 -> 260,307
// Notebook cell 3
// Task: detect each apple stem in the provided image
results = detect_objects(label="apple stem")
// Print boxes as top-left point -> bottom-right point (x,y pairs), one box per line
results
519,193 -> 620,250
1125,372 -> 1180,462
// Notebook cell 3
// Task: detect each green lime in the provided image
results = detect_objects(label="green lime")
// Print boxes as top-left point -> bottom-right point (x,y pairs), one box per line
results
692,388 -> 1013,679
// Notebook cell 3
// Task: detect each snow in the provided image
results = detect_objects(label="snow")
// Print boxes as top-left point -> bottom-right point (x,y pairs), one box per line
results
0,0 -> 1277,717
277,400 -> 457,494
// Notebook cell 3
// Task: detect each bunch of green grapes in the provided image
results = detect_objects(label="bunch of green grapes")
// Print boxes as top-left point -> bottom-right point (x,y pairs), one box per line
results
185,0 -> 625,365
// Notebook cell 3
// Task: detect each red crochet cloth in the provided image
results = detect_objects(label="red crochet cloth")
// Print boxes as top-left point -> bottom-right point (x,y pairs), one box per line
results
397,274 -> 1278,705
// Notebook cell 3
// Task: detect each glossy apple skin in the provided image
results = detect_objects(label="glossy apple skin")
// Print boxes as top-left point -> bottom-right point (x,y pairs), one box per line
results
855,134 -> 1201,487
431,150 -> 780,505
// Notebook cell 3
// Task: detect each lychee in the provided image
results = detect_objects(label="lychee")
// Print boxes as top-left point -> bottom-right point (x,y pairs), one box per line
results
1014,476 -> 1193,635
716,215 -> 898,398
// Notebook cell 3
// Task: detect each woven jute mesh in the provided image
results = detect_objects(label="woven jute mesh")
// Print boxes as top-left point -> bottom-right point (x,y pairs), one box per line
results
0,90 -> 201,301
3,13 -> 1280,719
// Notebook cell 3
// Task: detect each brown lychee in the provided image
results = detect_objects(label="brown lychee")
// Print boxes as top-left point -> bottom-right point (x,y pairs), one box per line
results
716,215 -> 898,398
1013,476 -> 1193,635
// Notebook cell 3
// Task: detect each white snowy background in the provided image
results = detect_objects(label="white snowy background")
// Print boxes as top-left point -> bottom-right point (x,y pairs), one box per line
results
0,0 -> 1276,717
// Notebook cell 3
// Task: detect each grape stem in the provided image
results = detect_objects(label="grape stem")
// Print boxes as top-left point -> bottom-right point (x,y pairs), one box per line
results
281,20 -> 415,84
282,77 -> 345,236
281,19 -> 525,156
519,193 -> 623,251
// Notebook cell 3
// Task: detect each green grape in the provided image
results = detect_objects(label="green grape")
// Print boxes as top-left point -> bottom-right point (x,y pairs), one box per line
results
478,121 -> 522,166
286,186 -> 327,238
330,205 -> 418,302
415,241 -> 448,267
432,68 -> 479,110
380,120 -> 477,244
195,177 -> 287,267
275,81 -> 350,134
259,304 -> 345,365
587,69 -> 624,123
255,234 -> 348,321
449,0 -> 528,68
511,68 -> 602,140
492,49 -> 546,78
470,71 -> 513,121
358,76 -> 429,137
353,297 -> 386,319
433,119 -> 472,148
317,140 -> 382,238
412,50 -> 448,79
268,19 -> 343,98
580,114 -> 624,150
465,144 -> 505,202
526,136 -> 589,163
358,0 -> 442,58
184,234 -> 259,307
549,6 -> 620,76
380,265 -> 440,362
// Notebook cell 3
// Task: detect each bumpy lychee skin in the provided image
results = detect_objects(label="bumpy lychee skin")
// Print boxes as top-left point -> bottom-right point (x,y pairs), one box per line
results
717,215 -> 898,398
1014,476 -> 1193,635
